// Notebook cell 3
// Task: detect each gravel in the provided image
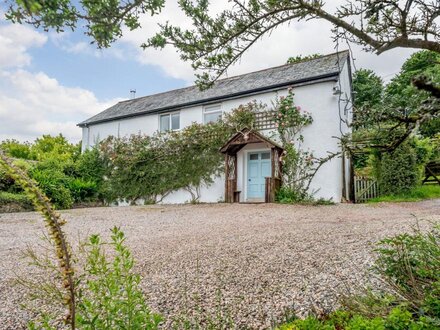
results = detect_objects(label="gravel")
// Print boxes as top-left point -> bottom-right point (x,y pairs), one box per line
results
1,200 -> 439,329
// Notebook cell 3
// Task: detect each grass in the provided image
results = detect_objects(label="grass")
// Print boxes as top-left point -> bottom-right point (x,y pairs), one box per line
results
368,185 -> 440,203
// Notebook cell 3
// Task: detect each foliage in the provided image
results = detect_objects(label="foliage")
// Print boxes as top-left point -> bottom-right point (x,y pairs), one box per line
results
0,191 -> 33,212
368,185 -> 440,203
30,158 -> 74,209
30,134 -> 80,162
286,54 -> 321,65
101,121 -> 231,204
373,225 -> 440,319
0,139 -> 33,159
274,90 -> 315,202
386,51 -> 440,106
223,100 -> 266,133
278,223 -> 440,329
67,179 -> 98,203
277,307 -> 432,330
353,69 -> 384,110
277,144 -> 315,203
376,142 -> 419,196
352,51 -> 440,154
5,0 -> 165,48
0,135 -> 109,209
275,90 -> 313,144
75,227 -> 162,329
75,147 -> 107,184
147,1 -> 439,88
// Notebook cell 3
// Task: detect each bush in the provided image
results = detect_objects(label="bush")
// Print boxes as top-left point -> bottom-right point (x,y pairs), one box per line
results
26,227 -> 162,329
374,225 -> 440,319
30,161 -> 73,209
75,228 -> 162,329
277,223 -> 440,330
0,191 -> 33,212
100,121 -> 231,204
377,142 -> 419,195
67,178 -> 98,203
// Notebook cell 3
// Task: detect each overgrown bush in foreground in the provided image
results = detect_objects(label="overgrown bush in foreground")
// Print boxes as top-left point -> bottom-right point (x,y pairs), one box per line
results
278,223 -> 440,329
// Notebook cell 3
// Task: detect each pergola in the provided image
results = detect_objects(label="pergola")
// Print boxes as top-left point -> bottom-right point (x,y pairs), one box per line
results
220,128 -> 284,203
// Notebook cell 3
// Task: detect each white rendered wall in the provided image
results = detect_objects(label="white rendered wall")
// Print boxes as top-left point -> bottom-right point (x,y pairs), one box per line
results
82,71 -> 352,203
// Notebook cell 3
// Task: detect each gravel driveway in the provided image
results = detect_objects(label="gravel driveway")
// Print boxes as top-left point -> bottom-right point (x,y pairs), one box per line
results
1,201 -> 439,329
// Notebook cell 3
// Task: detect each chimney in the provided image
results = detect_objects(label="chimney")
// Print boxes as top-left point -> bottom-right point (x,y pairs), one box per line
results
130,89 -> 136,99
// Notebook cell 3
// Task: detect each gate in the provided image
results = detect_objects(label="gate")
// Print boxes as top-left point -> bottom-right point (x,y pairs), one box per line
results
354,176 -> 380,203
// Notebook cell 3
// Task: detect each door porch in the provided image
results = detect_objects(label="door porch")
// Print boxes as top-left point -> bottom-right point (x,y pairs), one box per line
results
220,128 -> 284,203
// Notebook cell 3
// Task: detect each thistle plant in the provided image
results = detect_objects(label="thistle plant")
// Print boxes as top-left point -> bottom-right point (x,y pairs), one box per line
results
0,149 -> 76,329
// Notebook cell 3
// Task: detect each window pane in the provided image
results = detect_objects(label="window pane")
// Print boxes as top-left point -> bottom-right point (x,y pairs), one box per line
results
261,152 -> 271,160
204,112 -> 222,124
171,113 -> 180,130
160,114 -> 170,132
249,153 -> 259,160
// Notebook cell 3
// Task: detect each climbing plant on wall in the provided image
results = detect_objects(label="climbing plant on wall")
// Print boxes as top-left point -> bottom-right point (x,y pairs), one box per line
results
274,89 -> 316,203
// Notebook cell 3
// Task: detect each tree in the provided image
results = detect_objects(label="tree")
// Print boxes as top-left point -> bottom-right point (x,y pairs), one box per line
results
4,0 -> 165,48
287,54 -> 321,65
146,0 -> 440,87
5,1 -> 439,84
353,69 -> 384,109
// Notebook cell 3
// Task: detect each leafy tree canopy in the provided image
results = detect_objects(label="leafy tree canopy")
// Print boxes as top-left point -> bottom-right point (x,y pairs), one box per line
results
4,1 -> 439,87
353,69 -> 384,109
286,54 -> 321,65
146,0 -> 440,88
4,0 -> 165,48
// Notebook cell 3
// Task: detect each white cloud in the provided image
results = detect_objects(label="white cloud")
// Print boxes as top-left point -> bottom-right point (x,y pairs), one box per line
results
119,1 -> 414,84
0,24 -> 47,69
0,70 -> 121,142
0,22 -> 121,142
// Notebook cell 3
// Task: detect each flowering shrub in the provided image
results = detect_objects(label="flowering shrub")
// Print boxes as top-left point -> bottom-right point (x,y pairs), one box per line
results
275,90 -> 315,202
223,101 -> 267,132
274,89 -> 312,144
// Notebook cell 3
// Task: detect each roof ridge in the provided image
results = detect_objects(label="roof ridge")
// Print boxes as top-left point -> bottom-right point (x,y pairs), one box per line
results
117,50 -> 349,104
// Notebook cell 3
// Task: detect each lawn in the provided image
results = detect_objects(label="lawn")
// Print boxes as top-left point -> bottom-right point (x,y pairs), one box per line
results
368,185 -> 440,203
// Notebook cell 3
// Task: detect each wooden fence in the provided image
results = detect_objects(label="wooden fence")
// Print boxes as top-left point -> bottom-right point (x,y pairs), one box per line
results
354,176 -> 380,203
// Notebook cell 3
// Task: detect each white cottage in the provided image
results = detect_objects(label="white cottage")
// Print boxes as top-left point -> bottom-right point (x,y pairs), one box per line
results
78,51 -> 354,203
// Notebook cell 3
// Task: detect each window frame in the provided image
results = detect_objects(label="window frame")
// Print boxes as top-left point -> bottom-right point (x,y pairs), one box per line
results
203,104 -> 223,124
159,111 -> 180,132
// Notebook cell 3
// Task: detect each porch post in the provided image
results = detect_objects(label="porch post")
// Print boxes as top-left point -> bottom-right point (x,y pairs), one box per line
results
224,154 -> 230,203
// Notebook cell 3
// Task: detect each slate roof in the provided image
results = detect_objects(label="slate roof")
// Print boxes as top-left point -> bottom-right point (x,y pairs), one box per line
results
78,51 -> 349,127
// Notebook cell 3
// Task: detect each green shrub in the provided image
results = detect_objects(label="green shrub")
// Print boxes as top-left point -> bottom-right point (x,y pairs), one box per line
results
75,227 -> 162,329
27,227 -> 162,329
30,164 -> 73,209
75,147 -> 107,184
276,186 -> 307,203
0,191 -> 33,211
0,139 -> 33,159
277,307 -> 433,330
377,142 -> 419,195
374,225 -> 440,319
67,178 -> 98,203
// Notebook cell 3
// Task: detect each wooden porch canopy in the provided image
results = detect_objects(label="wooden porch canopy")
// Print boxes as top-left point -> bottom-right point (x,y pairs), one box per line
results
220,128 -> 284,203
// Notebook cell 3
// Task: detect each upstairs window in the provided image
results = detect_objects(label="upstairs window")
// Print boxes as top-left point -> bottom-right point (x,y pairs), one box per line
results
203,104 -> 222,124
160,112 -> 180,132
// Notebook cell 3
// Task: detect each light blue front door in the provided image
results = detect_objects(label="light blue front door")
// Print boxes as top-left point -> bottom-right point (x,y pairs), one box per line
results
247,151 -> 271,200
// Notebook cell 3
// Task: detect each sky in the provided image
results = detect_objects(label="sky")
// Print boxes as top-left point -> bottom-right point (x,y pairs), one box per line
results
0,1 -> 416,143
